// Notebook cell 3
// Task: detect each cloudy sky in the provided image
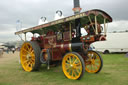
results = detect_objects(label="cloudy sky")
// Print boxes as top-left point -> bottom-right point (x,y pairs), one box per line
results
0,0 -> 128,42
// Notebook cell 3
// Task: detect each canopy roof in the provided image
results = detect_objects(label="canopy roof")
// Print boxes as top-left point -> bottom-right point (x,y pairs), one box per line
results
15,9 -> 112,35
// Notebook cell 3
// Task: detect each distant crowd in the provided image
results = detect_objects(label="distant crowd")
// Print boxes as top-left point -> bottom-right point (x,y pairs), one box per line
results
0,47 -> 20,55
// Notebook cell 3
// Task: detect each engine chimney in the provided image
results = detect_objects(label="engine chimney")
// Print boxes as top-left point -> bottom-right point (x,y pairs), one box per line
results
73,0 -> 82,39
73,0 -> 82,14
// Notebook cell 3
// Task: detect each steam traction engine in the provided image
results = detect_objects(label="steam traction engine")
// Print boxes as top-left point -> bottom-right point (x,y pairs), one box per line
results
15,0 -> 112,80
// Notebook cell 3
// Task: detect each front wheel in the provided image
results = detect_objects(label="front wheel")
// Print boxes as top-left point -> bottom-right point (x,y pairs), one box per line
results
85,50 -> 103,73
62,52 -> 85,80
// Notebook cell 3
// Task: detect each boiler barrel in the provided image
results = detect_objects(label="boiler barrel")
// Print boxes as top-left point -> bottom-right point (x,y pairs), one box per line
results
55,42 -> 83,52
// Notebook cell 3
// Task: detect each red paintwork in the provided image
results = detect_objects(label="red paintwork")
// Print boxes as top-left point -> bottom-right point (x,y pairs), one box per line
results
32,30 -> 71,61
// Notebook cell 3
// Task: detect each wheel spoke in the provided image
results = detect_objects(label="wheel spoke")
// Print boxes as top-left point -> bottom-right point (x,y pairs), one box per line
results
73,70 -> 77,77
90,64 -> 92,72
21,54 -> 27,57
75,65 -> 81,71
71,70 -> 74,78
95,60 -> 100,63
74,63 -> 81,67
23,60 -> 28,65
68,69 -> 72,75
29,47 -> 32,52
29,58 -> 34,64
30,50 -> 34,55
95,64 -> 100,68
88,64 -> 92,72
29,63 -> 33,68
73,58 -> 77,65
22,49 -> 29,54
31,58 -> 35,62
95,57 -> 99,59
30,54 -> 35,58
27,61 -> 33,69
92,64 -> 96,71
66,59 -> 70,64
25,44 -> 30,51
65,63 -> 70,70
69,56 -> 72,64
73,56 -> 76,62
26,62 -> 30,69
76,69 -> 80,74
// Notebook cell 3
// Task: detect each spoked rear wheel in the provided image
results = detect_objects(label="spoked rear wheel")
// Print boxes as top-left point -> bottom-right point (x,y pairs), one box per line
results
20,41 -> 41,72
85,50 -> 103,73
62,52 -> 85,80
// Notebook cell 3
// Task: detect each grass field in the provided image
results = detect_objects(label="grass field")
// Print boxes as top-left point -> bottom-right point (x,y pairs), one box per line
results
0,52 -> 128,85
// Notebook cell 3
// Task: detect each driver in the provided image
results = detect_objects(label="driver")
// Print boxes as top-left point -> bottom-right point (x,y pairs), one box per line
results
85,22 -> 101,35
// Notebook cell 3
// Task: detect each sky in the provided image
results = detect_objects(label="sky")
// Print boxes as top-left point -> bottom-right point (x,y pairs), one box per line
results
0,0 -> 128,42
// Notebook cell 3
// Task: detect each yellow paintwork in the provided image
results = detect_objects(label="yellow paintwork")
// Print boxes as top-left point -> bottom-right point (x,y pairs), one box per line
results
62,53 -> 82,80
20,42 -> 35,72
85,51 -> 101,73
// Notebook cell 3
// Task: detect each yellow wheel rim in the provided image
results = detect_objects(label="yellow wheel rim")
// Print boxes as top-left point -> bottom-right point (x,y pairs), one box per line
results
62,53 -> 82,80
20,42 -> 35,72
85,51 -> 101,73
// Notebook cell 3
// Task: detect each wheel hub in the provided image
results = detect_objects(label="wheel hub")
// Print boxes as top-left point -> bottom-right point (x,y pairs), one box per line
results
70,64 -> 73,67
26,54 -> 31,60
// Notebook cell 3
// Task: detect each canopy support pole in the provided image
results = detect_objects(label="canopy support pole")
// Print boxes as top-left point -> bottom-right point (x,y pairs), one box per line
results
69,23 -> 72,41
24,33 -> 26,41
104,19 -> 107,36
33,33 -> 34,37
18,34 -> 24,42
95,16 -> 98,35
88,16 -> 95,33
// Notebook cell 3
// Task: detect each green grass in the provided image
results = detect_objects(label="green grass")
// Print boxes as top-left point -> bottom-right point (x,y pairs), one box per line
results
0,52 -> 128,85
